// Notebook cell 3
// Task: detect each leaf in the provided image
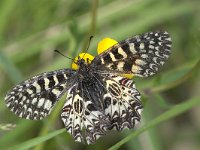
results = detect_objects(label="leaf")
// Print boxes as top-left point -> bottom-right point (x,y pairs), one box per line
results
0,51 -> 23,83
108,96 -> 200,150
9,96 -> 200,150
10,129 -> 65,150
150,59 -> 200,93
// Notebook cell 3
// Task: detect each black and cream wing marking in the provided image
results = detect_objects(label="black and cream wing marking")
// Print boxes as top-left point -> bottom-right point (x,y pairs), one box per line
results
4,30 -> 171,144
61,81 -> 109,144
102,75 -> 142,131
61,73 -> 143,144
92,31 -> 172,77
5,69 -> 75,120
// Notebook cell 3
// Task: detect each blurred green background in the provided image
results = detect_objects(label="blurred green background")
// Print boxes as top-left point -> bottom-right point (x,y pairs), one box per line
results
0,0 -> 200,150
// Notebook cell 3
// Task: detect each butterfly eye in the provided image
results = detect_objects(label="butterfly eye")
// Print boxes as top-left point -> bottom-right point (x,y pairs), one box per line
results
86,58 -> 90,63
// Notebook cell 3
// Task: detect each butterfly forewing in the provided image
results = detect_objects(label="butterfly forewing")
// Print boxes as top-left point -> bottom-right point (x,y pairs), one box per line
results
5,69 -> 75,120
92,31 -> 172,77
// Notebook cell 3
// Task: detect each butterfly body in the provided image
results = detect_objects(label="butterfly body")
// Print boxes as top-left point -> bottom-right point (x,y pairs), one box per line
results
5,31 -> 172,144
76,59 -> 95,82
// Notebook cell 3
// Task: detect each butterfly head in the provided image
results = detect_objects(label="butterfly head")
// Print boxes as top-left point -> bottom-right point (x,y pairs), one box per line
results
72,53 -> 94,70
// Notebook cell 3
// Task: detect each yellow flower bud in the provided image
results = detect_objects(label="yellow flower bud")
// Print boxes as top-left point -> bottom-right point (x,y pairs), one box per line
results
97,38 -> 118,54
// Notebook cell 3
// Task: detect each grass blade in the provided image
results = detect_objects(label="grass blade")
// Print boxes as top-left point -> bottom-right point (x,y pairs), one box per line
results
108,96 -> 200,150
10,128 -> 65,150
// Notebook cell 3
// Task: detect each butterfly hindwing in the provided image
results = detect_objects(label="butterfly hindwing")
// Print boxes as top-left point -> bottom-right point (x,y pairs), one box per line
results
5,69 -> 75,120
61,80 -> 109,144
60,72 -> 143,143
92,31 -> 171,77
103,75 -> 142,131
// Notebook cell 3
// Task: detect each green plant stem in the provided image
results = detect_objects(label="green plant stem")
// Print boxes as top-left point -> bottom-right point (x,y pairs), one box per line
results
10,129 -> 65,150
82,0 -> 98,52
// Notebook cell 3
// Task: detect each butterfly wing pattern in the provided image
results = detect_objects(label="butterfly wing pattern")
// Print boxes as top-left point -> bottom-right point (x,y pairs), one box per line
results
5,30 -> 171,144
61,82 -> 109,144
92,31 -> 171,77
5,69 -> 75,120
102,75 -> 142,131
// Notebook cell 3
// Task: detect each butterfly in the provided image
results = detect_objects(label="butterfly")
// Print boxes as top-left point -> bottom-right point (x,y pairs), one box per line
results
5,31 -> 171,144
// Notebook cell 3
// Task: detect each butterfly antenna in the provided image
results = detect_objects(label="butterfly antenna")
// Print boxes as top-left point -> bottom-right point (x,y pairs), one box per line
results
83,35 -> 93,59
54,50 -> 74,62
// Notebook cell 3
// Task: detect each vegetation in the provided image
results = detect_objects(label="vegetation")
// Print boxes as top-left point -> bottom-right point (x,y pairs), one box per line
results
0,0 -> 199,150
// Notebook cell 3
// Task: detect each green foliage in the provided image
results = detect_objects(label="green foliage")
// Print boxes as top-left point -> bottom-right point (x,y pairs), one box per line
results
0,0 -> 199,149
